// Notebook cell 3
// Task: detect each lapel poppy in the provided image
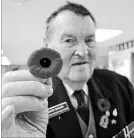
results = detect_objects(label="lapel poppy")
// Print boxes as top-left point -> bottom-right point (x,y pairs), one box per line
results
27,47 -> 63,79
97,98 -> 110,112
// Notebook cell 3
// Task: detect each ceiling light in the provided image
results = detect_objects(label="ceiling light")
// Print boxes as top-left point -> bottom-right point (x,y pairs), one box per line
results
2,56 -> 11,65
96,29 -> 123,42
1,50 -> 11,65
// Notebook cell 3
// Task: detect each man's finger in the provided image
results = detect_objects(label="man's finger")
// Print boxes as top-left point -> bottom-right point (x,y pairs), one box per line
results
45,78 -> 52,86
2,70 -> 50,85
2,81 -> 53,98
1,105 -> 15,130
2,96 -> 48,113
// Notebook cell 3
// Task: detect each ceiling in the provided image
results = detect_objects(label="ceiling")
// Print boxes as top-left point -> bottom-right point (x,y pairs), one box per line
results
2,0 -> 134,65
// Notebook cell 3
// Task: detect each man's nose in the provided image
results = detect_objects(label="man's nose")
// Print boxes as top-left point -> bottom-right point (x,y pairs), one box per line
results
74,43 -> 88,57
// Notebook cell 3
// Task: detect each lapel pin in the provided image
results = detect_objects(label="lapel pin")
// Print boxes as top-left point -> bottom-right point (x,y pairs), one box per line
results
99,114 -> 109,128
97,98 -> 111,129
106,110 -> 110,117
113,108 -> 117,116
99,110 -> 110,129
111,119 -> 116,124
97,98 -> 110,112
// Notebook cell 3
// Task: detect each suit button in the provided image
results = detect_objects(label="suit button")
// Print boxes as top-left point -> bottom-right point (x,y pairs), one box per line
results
88,135 -> 94,138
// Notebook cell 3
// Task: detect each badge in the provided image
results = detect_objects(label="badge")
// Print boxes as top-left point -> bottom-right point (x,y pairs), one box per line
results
99,114 -> 109,128
111,119 -> 116,124
99,110 -> 110,128
49,102 -> 70,118
111,108 -> 117,125
98,98 -> 118,128
113,108 -> 117,116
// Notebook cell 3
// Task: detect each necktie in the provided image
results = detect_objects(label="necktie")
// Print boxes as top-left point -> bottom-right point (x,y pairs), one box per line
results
74,90 -> 89,126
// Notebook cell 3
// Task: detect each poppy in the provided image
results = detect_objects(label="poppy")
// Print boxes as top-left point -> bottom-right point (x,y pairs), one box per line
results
27,47 -> 63,79
97,98 -> 110,112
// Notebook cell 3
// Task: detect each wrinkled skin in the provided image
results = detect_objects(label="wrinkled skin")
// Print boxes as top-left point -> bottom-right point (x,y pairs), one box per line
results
2,70 -> 53,137
46,10 -> 96,90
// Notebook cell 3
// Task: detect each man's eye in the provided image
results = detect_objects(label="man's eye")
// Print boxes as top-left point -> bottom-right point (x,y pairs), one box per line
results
85,39 -> 95,47
64,39 -> 74,43
85,39 -> 94,43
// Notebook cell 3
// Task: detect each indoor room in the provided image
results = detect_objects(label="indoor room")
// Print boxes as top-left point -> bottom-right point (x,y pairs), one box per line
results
1,0 -> 134,138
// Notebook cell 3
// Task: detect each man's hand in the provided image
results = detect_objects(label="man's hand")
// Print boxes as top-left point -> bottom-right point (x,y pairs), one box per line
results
2,70 -> 53,137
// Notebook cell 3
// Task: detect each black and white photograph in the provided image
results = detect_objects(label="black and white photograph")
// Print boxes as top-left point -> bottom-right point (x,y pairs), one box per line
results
1,0 -> 134,137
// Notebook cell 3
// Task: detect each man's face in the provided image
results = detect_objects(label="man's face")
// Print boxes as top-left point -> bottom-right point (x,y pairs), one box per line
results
47,10 -> 96,83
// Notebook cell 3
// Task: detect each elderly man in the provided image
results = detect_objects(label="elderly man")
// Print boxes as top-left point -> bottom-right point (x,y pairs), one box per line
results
2,2 -> 134,138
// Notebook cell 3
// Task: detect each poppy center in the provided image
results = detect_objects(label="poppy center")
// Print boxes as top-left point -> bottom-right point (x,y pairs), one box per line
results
40,58 -> 51,68
101,103 -> 105,108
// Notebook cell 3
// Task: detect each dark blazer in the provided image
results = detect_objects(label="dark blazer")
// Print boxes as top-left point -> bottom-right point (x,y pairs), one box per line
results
46,69 -> 134,138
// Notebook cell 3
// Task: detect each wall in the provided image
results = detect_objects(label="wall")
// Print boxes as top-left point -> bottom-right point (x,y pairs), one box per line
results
108,39 -> 134,85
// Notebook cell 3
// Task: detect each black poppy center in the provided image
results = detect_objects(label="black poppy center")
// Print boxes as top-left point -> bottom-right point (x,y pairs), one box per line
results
40,58 -> 51,68
101,103 -> 105,108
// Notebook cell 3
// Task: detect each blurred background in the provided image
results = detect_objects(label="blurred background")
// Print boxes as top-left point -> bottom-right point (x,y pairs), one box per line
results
1,0 -> 134,86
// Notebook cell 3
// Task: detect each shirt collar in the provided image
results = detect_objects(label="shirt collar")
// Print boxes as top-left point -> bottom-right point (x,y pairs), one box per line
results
63,82 -> 88,97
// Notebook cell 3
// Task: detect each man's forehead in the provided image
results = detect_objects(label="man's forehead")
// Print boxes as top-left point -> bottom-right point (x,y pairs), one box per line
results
47,10 -> 95,38
52,10 -> 95,28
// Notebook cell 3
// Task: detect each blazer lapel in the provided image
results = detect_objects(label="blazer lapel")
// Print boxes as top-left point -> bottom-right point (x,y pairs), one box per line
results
48,77 -> 83,138
48,72 -> 127,138
87,75 -> 126,138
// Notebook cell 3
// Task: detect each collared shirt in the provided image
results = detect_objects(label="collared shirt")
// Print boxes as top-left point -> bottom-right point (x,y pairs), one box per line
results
63,82 -> 97,138
63,82 -> 89,109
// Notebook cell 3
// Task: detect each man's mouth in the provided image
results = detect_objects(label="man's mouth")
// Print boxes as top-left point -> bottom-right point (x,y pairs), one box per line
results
72,61 -> 88,66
